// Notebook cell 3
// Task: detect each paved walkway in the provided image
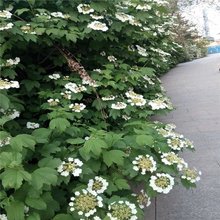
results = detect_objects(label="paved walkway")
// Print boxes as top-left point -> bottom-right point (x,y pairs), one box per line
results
145,54 -> 220,220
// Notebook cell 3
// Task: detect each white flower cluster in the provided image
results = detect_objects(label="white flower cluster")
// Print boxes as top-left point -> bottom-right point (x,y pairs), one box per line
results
48,73 -> 61,80
181,168 -> 201,183
65,82 -> 86,93
77,4 -> 94,14
87,176 -> 108,195
167,136 -> 185,151
90,14 -> 104,20
47,98 -> 59,106
111,102 -> 127,110
107,55 -> 117,62
69,103 -> 86,112
36,12 -> 51,19
142,75 -> 155,85
0,10 -> 12,19
82,78 -> 99,87
133,154 -> 157,174
61,90 -> 71,100
148,98 -> 169,110
87,21 -> 108,32
133,190 -> 151,209
20,24 -> 36,34
69,189 -> 103,217
51,12 -> 65,18
149,173 -> 174,194
0,137 -> 10,147
115,12 -> 141,26
136,45 -> 148,57
0,23 -> 13,31
101,95 -> 116,101
0,78 -> 20,90
150,47 -> 171,57
5,57 -> 20,66
0,214 -> 7,220
107,201 -> 137,220
161,152 -> 187,171
58,157 -> 83,177
0,108 -> 20,119
136,4 -> 152,11
26,122 -> 40,129
126,90 -> 146,106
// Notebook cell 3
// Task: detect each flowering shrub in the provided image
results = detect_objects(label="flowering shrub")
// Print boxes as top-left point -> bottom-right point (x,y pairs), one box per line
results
0,1 -> 201,219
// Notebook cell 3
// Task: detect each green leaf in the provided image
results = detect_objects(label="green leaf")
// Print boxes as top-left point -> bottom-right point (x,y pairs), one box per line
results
103,150 -> 127,167
114,178 -> 130,190
53,214 -> 73,220
0,152 -> 22,169
49,118 -> 70,132
0,93 -> 10,110
32,128 -> 52,143
25,197 -> 47,210
0,168 -> 31,189
26,213 -> 40,220
136,135 -> 154,146
66,138 -> 85,145
79,138 -> 108,160
15,8 -> 30,15
38,157 -> 62,168
10,134 -> 36,151
31,167 -> 57,190
6,201 -> 25,220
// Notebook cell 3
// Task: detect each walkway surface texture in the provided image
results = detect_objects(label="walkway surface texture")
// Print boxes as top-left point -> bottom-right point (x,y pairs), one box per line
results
145,53 -> 220,220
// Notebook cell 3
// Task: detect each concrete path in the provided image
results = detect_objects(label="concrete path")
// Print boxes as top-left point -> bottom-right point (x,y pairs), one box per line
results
145,54 -> 220,220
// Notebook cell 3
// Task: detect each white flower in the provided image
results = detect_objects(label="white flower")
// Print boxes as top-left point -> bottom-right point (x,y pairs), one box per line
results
5,57 -> 20,66
149,173 -> 175,194
133,190 -> 151,209
181,168 -> 202,183
115,12 -> 133,22
161,152 -> 186,168
26,122 -> 40,129
69,103 -> 86,112
82,78 -> 98,87
51,12 -> 65,18
90,14 -> 104,20
65,82 -> 86,93
128,97 -> 146,106
0,137 -> 11,147
148,99 -> 168,110
102,95 -> 116,101
69,189 -> 103,217
58,157 -> 83,177
100,51 -> 106,56
129,18 -> 142,27
0,214 -> 8,220
87,176 -> 109,195
48,73 -> 61,80
0,10 -> 12,19
61,90 -> 71,99
132,155 -> 157,174
0,108 -> 20,119
93,69 -> 101,73
142,76 -> 155,85
87,21 -> 108,32
0,78 -> 19,89
136,5 -> 151,11
111,102 -> 127,110
0,22 -> 13,31
107,56 -> 117,62
167,137 -> 184,151
77,4 -> 94,14
47,98 -> 59,106
122,115 -> 131,120
165,123 -> 176,131
136,45 -> 147,57
107,201 -> 137,220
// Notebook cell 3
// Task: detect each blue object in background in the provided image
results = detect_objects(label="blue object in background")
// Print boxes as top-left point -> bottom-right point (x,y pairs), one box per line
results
207,45 -> 220,54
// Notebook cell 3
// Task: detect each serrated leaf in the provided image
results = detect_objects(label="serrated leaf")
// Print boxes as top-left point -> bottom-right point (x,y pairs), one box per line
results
0,152 -> 22,169
136,135 -> 154,146
0,168 -> 31,189
10,134 -> 36,151
25,196 -> 47,210
38,157 -> 61,168
103,150 -> 127,167
115,178 -> 130,190
15,8 -> 30,15
0,93 -> 10,110
49,118 -> 70,132
79,138 -> 108,160
6,201 -> 25,220
31,167 -> 57,190
32,128 -> 52,143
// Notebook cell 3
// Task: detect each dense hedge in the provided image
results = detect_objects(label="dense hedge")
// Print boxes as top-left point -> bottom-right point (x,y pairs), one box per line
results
0,1 -> 201,220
